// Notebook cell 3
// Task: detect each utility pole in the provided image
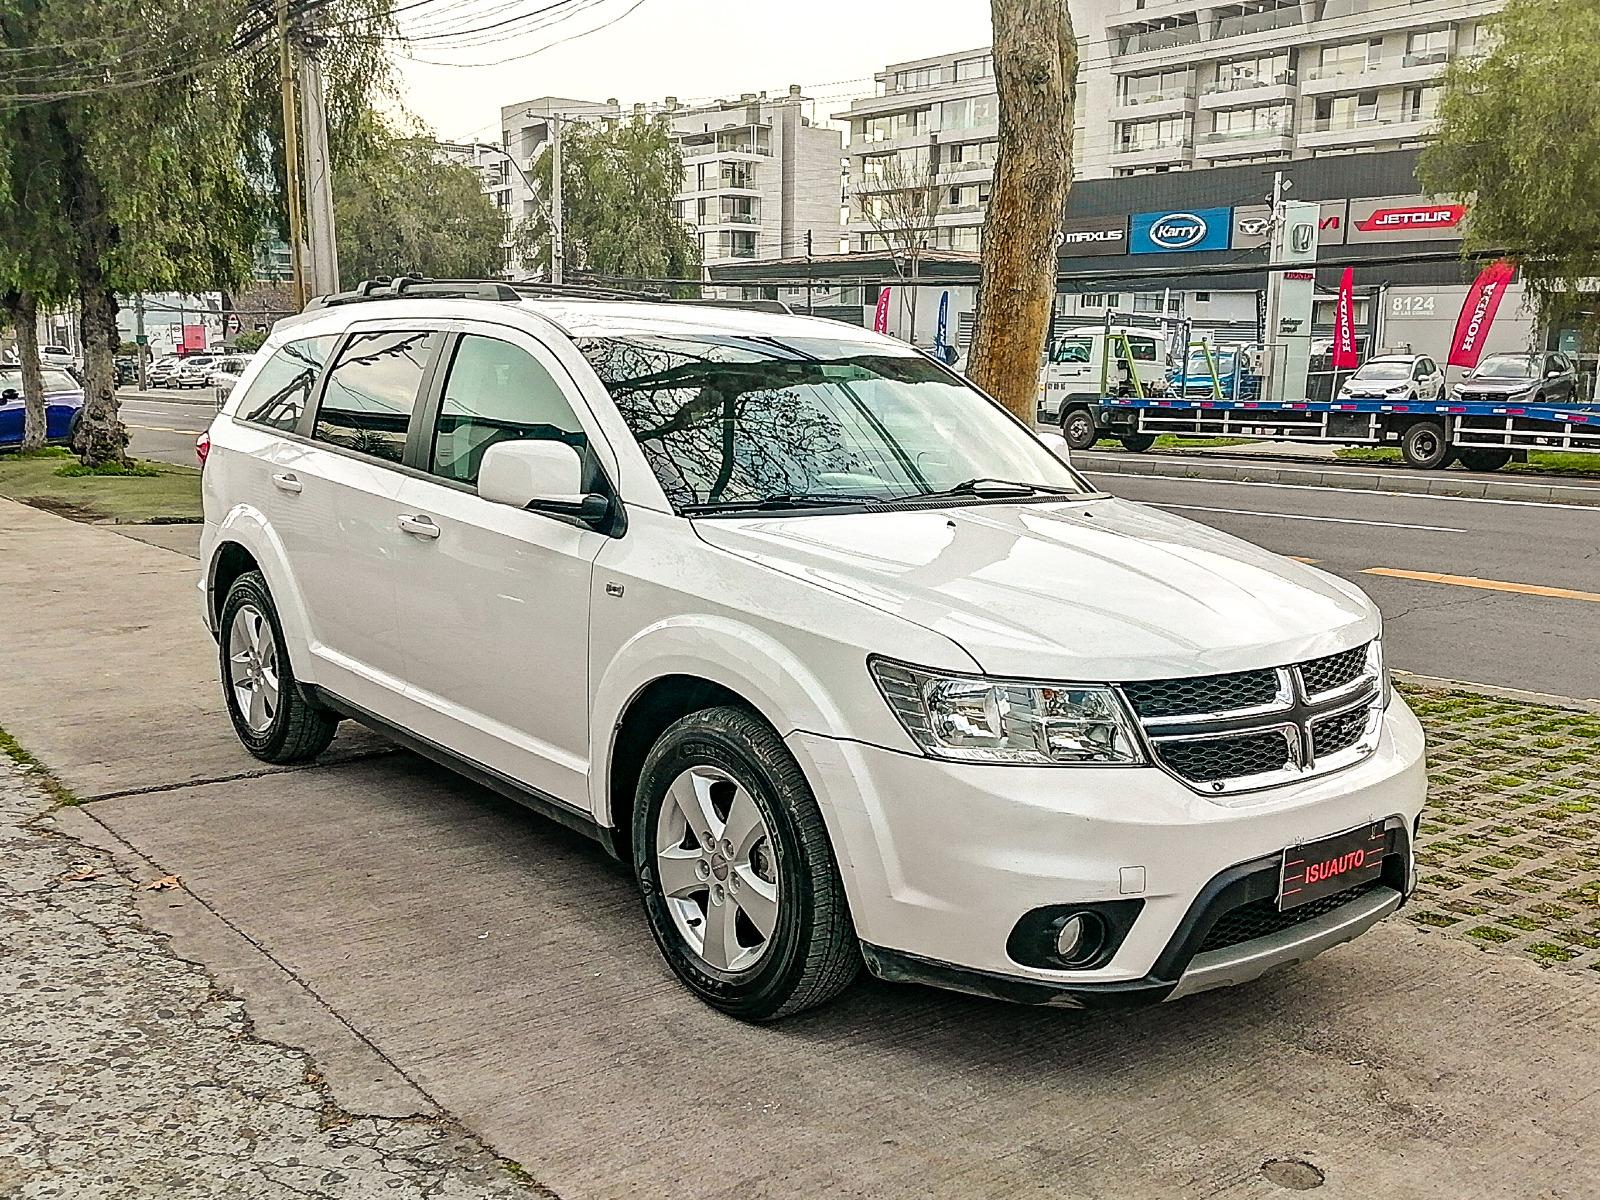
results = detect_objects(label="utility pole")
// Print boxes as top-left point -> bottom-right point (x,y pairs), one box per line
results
277,0 -> 307,311
550,114 -> 564,285
297,37 -> 340,297
805,229 -> 814,315
134,293 -> 147,389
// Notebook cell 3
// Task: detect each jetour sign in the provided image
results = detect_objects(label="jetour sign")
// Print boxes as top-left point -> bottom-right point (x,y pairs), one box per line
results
1348,197 -> 1469,243
1356,203 -> 1466,233
1130,206 -> 1232,254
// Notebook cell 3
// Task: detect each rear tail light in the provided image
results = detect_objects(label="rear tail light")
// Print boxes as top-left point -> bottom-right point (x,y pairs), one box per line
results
196,430 -> 210,467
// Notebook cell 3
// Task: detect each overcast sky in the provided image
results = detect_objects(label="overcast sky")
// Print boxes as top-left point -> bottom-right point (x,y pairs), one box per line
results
390,0 -> 996,143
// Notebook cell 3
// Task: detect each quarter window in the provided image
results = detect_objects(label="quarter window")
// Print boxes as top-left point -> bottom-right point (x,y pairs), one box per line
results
236,336 -> 337,431
313,330 -> 441,462
430,335 -> 589,485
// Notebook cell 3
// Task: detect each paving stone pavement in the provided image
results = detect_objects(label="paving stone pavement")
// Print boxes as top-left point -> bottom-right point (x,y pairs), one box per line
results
1403,685 -> 1600,974
0,757 -> 550,1200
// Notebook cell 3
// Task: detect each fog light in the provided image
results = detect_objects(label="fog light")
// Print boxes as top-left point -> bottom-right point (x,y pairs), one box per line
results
1055,915 -> 1086,959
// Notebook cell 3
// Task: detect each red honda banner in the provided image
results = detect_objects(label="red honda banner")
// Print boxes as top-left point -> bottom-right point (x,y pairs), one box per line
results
1332,267 -> 1359,370
1447,260 -> 1517,369
873,286 -> 891,334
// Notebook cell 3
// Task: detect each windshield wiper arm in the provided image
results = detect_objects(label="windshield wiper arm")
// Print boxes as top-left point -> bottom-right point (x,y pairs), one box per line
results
680,492 -> 885,514
919,477 -> 1081,499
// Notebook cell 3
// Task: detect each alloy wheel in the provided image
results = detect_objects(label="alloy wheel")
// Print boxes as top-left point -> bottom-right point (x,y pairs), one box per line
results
227,603 -> 280,734
654,764 -> 781,974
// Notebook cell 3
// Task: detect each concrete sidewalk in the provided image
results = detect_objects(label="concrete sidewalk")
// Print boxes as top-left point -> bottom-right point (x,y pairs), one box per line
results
2,498 -> 1598,1199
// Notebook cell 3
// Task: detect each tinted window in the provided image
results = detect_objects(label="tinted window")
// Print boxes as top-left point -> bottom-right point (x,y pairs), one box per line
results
313,330 -> 440,462
236,337 -> 337,432
430,335 -> 588,485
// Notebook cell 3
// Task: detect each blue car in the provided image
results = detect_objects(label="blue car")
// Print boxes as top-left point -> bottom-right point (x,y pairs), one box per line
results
0,365 -> 84,449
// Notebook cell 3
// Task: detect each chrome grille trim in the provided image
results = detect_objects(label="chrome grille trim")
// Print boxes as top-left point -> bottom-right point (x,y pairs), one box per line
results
1121,641 -> 1383,797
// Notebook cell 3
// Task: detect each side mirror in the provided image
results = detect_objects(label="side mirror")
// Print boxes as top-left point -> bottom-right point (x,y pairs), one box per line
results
1545,367 -> 1562,379
1036,429 -> 1074,466
478,440 -> 609,522
1,388 -> 18,401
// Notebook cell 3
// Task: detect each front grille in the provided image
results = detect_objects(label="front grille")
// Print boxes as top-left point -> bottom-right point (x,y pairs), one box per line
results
1158,730 -> 1292,784
1300,646 -> 1368,695
1123,668 -> 1280,720
1312,708 -> 1369,758
1196,880 -> 1381,955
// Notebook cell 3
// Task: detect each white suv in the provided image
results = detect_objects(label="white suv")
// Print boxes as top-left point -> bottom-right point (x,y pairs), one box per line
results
197,280 -> 1426,1021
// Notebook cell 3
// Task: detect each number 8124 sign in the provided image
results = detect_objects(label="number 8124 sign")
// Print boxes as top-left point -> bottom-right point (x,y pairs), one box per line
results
1391,295 -> 1436,316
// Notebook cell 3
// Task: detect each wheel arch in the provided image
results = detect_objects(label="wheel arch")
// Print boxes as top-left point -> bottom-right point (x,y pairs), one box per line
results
204,507 -> 315,672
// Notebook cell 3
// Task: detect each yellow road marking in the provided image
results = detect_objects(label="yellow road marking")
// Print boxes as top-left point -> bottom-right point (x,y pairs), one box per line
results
125,423 -> 205,434
1286,555 -> 1320,564
1363,567 -> 1600,604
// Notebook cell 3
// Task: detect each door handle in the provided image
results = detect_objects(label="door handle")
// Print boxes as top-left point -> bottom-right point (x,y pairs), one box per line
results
271,472 -> 302,494
398,514 -> 440,540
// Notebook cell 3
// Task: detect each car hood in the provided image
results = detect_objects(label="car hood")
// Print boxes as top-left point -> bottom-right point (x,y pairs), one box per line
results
1460,377 -> 1538,393
694,498 -> 1377,681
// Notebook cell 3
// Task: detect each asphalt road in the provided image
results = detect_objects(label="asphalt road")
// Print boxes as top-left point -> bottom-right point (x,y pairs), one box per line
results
1083,466 -> 1600,701
122,392 -> 1600,701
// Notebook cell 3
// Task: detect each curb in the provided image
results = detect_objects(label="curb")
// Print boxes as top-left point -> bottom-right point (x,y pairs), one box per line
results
1393,670 -> 1600,714
118,388 -> 224,408
1076,453 -> 1600,508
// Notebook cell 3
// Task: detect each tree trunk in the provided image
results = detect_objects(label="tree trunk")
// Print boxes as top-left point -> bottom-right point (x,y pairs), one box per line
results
968,0 -> 1076,422
76,280 -> 126,467
3,290 -> 48,452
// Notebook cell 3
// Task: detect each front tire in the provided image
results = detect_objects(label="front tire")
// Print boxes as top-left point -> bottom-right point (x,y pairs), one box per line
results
219,570 -> 337,763
1119,433 -> 1156,453
1061,407 -> 1099,451
1457,448 -> 1512,473
633,706 -> 859,1021
1400,420 -> 1454,470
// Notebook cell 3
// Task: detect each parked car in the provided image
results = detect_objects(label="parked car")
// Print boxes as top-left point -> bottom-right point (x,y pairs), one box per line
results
1453,351 -> 1580,405
198,283 -> 1426,1022
40,344 -> 75,370
115,355 -> 138,387
147,356 -> 183,387
175,355 -> 218,388
1336,354 -> 1445,402
205,355 -> 251,391
0,365 -> 84,448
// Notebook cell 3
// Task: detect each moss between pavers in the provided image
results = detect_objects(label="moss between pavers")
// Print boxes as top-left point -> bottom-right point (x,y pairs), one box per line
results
1403,682 -> 1600,976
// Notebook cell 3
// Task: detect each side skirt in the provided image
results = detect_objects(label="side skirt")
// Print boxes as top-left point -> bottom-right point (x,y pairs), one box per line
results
303,684 -> 621,859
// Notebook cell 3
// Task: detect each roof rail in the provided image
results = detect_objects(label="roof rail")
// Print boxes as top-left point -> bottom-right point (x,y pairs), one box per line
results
304,276 -> 794,316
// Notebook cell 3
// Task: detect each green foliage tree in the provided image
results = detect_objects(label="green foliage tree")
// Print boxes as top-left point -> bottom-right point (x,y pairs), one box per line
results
335,134 -> 507,286
512,114 -> 700,284
1421,0 -> 1600,315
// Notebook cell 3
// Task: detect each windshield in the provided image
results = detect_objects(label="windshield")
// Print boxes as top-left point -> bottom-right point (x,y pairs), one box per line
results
1474,355 -> 1535,380
0,368 -> 79,393
1183,350 -> 1235,372
577,333 -> 1089,511
1350,362 -> 1411,382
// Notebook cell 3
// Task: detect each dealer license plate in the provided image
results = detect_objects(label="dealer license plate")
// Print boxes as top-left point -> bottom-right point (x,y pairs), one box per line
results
1279,823 -> 1386,911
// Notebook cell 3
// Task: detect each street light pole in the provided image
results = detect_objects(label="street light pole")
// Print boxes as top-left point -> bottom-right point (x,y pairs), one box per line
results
276,0 -> 307,311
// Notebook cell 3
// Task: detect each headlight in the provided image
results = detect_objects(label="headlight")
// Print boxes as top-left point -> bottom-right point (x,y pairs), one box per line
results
869,659 -> 1146,765
1386,384 -> 1410,394
1371,632 -> 1391,708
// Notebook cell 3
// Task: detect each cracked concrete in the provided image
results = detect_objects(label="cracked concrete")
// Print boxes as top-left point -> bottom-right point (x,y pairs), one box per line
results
0,758 -> 550,1200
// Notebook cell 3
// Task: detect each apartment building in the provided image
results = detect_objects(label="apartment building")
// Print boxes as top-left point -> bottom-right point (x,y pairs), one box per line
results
660,87 -> 844,267
1083,0 -> 1503,178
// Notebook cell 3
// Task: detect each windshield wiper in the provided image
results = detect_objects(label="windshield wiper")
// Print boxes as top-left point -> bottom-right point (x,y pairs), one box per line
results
916,477 -> 1081,500
680,492 -> 886,514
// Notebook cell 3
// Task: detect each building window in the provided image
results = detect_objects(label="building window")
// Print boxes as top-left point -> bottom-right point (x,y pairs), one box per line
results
939,94 -> 1000,131
1079,294 -> 1120,310
1121,68 -> 1189,103
1403,84 -> 1442,122
1132,293 -> 1181,314
1213,52 -> 1290,90
857,110 -> 929,144
955,55 -> 993,81
1211,104 -> 1290,135
1194,292 -> 1211,303
1119,116 -> 1189,151
1314,90 -> 1379,130
892,65 -> 943,92
859,146 -> 932,184
1406,28 -> 1450,65
943,139 -> 998,167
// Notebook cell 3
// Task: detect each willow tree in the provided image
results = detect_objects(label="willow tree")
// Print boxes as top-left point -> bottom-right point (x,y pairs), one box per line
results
1421,0 -> 1600,322
968,0 -> 1076,421
513,114 -> 700,284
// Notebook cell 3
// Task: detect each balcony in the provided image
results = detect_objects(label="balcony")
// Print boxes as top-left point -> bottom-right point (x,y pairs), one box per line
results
1301,56 -> 1449,95
1297,112 -> 1437,150
1199,72 -> 1297,110
1112,87 -> 1196,120
1117,25 -> 1201,55
1214,5 -> 1302,39
1110,136 -> 1194,168
1195,127 -> 1295,160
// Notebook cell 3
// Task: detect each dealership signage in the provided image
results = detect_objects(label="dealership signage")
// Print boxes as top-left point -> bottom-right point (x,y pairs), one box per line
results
1056,215 -> 1129,258
1231,201 -> 1349,250
1348,197 -> 1468,243
1130,206 -> 1232,254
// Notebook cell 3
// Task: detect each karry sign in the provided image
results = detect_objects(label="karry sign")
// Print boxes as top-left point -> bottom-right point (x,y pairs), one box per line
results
1447,260 -> 1517,369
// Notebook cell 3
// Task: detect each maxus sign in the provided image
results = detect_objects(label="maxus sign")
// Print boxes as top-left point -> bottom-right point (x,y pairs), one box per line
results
1056,214 -> 1129,258
1130,206 -> 1232,255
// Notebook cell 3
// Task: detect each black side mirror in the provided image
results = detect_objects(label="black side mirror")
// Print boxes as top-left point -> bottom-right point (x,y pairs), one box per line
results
1,388 -> 18,401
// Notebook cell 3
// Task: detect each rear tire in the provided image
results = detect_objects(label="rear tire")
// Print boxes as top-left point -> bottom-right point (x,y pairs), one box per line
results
633,706 -> 860,1021
218,570 -> 337,764
1119,433 -> 1157,453
1061,407 -> 1099,451
1400,420 -> 1454,470
1456,448 -> 1512,473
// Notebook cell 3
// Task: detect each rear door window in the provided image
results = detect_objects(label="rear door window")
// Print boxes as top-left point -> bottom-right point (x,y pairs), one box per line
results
312,330 -> 442,463
235,337 -> 336,431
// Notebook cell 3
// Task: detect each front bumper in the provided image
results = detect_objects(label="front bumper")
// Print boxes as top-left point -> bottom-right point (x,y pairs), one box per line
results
788,696 -> 1426,1003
